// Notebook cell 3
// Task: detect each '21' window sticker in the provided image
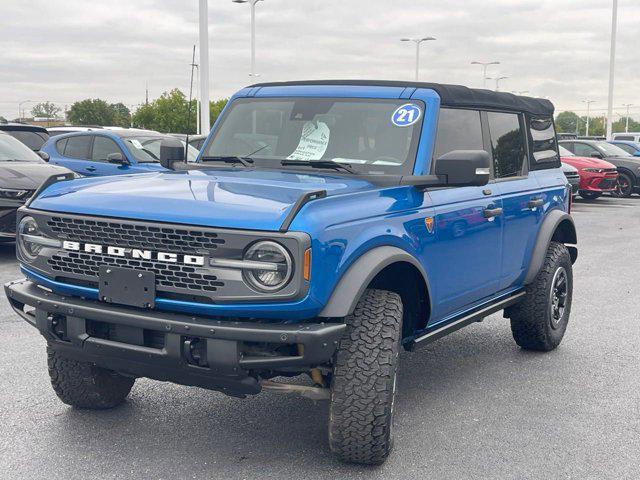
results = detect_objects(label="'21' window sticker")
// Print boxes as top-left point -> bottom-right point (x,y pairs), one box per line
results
391,103 -> 422,127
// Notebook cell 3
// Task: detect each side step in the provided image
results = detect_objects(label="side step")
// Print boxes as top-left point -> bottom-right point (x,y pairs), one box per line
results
411,290 -> 526,348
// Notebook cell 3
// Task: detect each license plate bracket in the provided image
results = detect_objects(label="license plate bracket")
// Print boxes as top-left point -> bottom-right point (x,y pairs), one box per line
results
98,266 -> 155,308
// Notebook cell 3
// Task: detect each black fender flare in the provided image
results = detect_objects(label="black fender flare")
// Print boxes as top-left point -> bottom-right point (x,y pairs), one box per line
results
523,210 -> 577,285
318,246 -> 430,318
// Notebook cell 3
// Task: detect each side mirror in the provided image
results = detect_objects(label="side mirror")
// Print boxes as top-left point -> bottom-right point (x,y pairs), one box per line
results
159,139 -> 185,170
590,152 -> 603,159
107,152 -> 130,165
399,150 -> 491,188
37,151 -> 50,162
434,150 -> 491,186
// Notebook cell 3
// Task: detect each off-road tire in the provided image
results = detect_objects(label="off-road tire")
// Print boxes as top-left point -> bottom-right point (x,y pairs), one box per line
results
579,191 -> 602,200
47,346 -> 135,409
328,289 -> 403,465
509,241 -> 573,351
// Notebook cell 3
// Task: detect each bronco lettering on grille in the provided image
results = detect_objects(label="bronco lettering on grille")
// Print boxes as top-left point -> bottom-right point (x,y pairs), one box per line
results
61,241 -> 205,266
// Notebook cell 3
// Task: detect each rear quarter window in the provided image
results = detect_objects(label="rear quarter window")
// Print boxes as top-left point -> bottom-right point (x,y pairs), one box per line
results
528,117 -> 560,170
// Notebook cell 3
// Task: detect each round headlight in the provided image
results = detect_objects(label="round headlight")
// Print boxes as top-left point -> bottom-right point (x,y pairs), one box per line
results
242,241 -> 293,292
17,216 -> 42,262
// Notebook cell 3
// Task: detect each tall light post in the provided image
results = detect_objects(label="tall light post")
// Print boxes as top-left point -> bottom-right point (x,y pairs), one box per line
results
233,0 -> 264,77
486,76 -> 508,91
606,0 -> 618,140
400,37 -> 436,81
198,0 -> 210,133
582,100 -> 596,136
18,99 -> 32,120
471,61 -> 500,88
622,103 -> 633,133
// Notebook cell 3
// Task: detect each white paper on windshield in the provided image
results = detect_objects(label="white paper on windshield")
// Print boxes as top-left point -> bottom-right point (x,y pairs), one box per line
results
130,139 -> 143,149
287,121 -> 330,161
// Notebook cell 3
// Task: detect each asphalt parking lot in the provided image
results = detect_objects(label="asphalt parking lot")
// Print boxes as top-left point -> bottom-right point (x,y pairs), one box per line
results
1,196 -> 639,480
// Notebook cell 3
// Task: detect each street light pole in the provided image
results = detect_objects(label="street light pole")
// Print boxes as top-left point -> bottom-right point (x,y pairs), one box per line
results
198,0 -> 211,133
233,0 -> 264,77
18,100 -> 32,120
622,103 -> 633,133
400,37 -> 436,81
486,76 -> 508,91
582,100 -> 596,136
471,61 -> 500,88
606,0 -> 618,140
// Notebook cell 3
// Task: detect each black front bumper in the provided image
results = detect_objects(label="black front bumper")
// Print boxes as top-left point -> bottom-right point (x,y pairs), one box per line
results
5,279 -> 345,397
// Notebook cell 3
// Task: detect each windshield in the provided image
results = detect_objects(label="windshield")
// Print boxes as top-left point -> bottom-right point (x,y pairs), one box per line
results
202,98 -> 424,175
594,141 -> 631,157
558,145 -> 574,157
0,133 -> 43,162
123,136 -> 199,163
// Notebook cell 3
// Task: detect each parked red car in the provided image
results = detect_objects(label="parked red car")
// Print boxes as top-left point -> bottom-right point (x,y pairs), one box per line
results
559,145 -> 618,200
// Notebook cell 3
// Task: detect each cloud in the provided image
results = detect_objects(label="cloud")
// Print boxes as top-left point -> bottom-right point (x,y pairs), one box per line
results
0,0 -> 638,119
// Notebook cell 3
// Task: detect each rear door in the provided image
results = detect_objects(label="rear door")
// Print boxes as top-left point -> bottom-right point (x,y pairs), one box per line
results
425,108 -> 504,322
488,111 -> 544,290
49,135 -> 95,175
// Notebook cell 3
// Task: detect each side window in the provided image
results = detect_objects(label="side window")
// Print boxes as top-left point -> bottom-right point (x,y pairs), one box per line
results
92,136 -> 122,161
63,136 -> 92,159
432,108 -> 483,160
561,142 -> 575,153
55,138 -> 68,155
487,112 -> 526,179
529,117 -> 559,169
616,143 -> 635,154
573,143 -> 596,157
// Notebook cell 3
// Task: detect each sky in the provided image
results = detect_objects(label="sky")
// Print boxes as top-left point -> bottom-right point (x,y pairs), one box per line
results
0,0 -> 638,120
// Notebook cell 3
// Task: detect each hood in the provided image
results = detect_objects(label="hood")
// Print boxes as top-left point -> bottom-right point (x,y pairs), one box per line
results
0,161 -> 72,190
560,155 -> 616,170
29,168 -> 378,231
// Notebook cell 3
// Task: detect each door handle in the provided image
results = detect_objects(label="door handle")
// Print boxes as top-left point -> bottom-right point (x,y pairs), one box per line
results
483,207 -> 503,218
86,166 -> 96,172
527,198 -> 544,209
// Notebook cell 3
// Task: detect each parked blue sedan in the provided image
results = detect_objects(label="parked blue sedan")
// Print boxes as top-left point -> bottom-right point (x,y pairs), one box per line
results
609,140 -> 640,157
40,129 -> 199,176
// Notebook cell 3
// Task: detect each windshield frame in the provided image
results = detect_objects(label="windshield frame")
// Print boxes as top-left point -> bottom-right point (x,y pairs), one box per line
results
199,97 -> 425,176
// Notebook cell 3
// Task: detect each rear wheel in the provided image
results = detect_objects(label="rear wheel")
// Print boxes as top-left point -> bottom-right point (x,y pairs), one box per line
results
612,172 -> 634,198
579,191 -> 602,200
509,242 -> 573,351
328,289 -> 402,465
47,346 -> 135,409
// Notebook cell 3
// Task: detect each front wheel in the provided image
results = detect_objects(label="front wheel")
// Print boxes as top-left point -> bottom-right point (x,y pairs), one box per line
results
612,172 -> 634,198
509,242 -> 573,351
579,191 -> 602,200
328,289 -> 403,465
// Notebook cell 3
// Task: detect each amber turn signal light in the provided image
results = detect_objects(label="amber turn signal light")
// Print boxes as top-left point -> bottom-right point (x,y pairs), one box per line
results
303,248 -> 311,281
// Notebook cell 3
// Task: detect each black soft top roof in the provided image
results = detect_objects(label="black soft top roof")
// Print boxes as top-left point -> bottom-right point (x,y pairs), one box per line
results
249,80 -> 554,117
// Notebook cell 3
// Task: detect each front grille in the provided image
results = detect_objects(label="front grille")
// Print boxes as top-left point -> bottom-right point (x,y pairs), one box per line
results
48,251 -> 224,293
0,209 -> 17,234
47,216 -> 225,254
598,178 -> 616,189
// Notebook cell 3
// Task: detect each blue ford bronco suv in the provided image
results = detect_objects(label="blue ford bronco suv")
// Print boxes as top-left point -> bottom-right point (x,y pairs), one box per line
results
5,81 -> 577,465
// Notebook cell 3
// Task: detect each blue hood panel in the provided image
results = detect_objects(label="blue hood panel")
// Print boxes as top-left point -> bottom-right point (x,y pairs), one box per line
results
30,169 -> 376,231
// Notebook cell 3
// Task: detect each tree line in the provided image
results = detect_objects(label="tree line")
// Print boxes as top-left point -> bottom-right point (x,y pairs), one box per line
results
555,111 -> 639,136
31,89 -> 228,133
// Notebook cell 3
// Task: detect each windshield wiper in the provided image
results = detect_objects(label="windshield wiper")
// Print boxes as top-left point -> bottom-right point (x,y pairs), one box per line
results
200,156 -> 254,167
281,159 -> 355,174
